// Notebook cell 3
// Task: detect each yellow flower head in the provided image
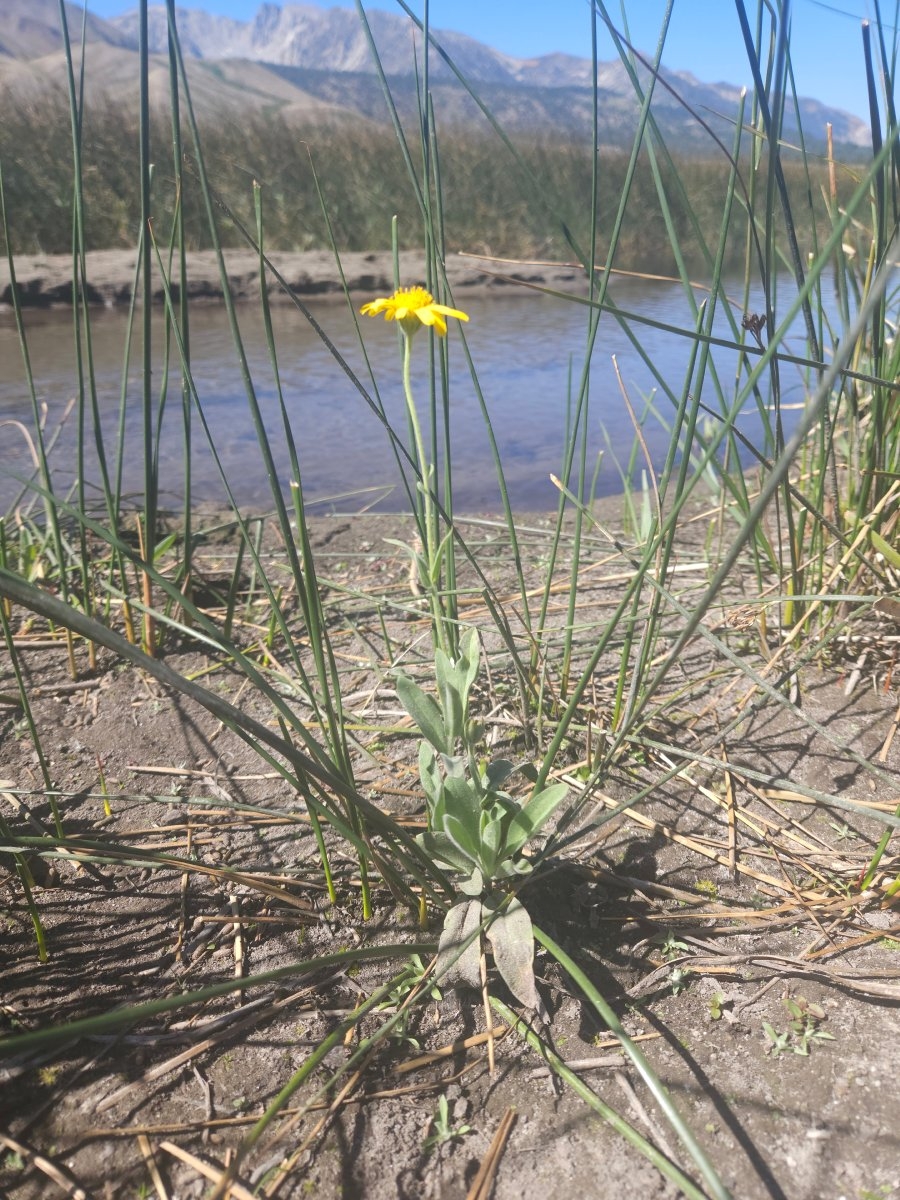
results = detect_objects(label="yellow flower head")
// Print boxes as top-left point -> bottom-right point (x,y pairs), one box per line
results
360,286 -> 469,337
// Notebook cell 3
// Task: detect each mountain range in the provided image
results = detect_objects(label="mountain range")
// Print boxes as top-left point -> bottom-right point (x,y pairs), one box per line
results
0,0 -> 870,152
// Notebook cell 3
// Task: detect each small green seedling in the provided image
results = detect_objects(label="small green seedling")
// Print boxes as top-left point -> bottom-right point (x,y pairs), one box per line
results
377,954 -> 442,1007
1,1151 -> 26,1173
763,995 -> 836,1057
858,1185 -> 892,1200
695,879 -> 719,899
762,1022 -> 793,1058
708,992 -> 727,1021
654,930 -> 691,960
423,1094 -> 473,1152
784,996 -> 836,1055
669,965 -> 692,996
375,954 -> 443,1051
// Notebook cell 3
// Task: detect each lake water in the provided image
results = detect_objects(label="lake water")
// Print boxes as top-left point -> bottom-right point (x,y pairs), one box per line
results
0,277 -> 827,513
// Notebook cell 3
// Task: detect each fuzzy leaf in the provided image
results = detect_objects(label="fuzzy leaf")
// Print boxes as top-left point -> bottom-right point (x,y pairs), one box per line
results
442,774 -> 483,832
434,628 -> 480,745
485,898 -> 538,1009
456,627 -> 481,703
441,752 -> 467,780
434,662 -> 464,749
458,867 -> 484,896
436,899 -> 483,989
504,783 -> 569,858
478,803 -> 507,876
484,758 -> 516,790
419,742 -> 442,815
443,812 -> 482,865
396,673 -> 448,754
436,627 -> 479,703
417,831 -> 476,875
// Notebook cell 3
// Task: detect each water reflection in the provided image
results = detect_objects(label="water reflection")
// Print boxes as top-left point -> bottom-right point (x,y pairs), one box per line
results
0,277 -> 823,513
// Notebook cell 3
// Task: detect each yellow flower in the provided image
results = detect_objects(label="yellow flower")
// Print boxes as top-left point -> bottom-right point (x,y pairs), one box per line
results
360,286 -> 469,337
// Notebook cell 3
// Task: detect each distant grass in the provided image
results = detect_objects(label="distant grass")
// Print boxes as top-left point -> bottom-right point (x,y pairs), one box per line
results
0,92 -> 862,272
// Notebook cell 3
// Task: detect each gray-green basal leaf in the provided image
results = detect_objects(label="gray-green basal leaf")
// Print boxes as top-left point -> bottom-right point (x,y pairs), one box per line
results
436,898 -> 483,990
396,672 -> 448,754
485,897 -> 538,1010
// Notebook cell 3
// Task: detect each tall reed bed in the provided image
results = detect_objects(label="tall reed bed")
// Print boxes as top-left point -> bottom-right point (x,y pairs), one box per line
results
0,90 -> 864,269
0,1 -> 898,1196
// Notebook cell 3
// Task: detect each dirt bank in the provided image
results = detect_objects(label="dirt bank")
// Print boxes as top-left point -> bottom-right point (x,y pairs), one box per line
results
1,506 -> 899,1199
0,249 -> 589,309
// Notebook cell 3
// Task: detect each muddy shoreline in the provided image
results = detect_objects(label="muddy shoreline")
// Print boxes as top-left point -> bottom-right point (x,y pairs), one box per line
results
0,249 -> 589,309
2,507 -> 899,1200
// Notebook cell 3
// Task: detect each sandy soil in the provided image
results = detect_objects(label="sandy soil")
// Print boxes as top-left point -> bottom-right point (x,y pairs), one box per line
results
1,505 -> 899,1200
0,249 -> 590,309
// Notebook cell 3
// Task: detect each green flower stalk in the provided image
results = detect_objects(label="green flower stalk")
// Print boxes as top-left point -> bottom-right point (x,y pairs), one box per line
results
361,286 -> 469,652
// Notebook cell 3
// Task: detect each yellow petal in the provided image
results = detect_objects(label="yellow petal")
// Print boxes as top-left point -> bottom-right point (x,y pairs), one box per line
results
430,303 -> 469,322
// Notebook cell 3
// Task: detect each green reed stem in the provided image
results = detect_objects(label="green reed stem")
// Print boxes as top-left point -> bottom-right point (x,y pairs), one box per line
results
213,967 -> 413,1196
0,601 -> 55,819
0,942 -> 435,1058
0,812 -> 48,962
491,995 -> 723,1200
533,924 -> 731,1200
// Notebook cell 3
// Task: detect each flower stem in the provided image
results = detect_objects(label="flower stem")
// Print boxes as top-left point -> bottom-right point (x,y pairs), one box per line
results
401,330 -> 448,653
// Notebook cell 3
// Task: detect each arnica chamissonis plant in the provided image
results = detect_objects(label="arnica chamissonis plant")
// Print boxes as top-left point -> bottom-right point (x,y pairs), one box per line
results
360,283 -> 470,654
360,286 -> 469,337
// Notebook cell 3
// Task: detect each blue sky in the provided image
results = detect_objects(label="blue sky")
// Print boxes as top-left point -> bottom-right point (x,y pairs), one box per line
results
84,0 -> 888,121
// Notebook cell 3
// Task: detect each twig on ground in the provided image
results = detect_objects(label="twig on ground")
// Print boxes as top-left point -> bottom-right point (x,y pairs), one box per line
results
137,1132 -> 171,1200
465,1106 -> 516,1200
0,1134 -> 88,1200
159,1140 -> 255,1200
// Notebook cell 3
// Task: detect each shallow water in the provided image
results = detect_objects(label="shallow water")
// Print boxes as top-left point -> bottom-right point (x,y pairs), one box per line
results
0,276 -> 828,513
